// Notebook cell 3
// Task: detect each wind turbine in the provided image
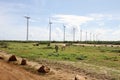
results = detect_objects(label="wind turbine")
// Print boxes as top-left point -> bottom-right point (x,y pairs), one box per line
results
80,28 -> 82,41
63,24 -> 66,42
24,16 -> 30,41
90,32 -> 92,41
48,17 -> 52,46
73,27 -> 75,41
86,30 -> 88,41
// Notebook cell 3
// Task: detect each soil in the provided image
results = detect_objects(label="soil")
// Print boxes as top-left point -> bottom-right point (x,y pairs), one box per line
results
0,51 -> 88,80
0,60 -> 45,80
0,50 -> 117,80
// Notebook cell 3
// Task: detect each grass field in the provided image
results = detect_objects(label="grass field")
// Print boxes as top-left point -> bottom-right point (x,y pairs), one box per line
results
0,42 -> 120,70
0,42 -> 120,79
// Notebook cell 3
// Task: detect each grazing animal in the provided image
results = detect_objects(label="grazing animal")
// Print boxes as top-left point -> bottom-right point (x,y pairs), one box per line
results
61,44 -> 66,51
55,45 -> 59,52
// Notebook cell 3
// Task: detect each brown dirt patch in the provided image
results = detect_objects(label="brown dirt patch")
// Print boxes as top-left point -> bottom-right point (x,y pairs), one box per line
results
0,51 -> 80,80
0,50 -> 117,80
0,60 -> 45,80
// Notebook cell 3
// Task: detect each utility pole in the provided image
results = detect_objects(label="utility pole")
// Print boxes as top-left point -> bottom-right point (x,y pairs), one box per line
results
63,25 -> 66,42
24,16 -> 30,41
49,17 -> 52,46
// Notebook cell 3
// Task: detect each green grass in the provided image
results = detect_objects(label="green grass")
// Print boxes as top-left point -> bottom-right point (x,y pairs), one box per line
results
0,42 -> 120,70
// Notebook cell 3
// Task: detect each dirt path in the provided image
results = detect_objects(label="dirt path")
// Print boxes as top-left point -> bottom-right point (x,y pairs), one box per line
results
73,43 -> 120,47
0,50 -> 89,80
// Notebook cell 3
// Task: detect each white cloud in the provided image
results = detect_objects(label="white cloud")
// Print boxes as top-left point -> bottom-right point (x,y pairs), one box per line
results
51,14 -> 120,41
89,27 -> 120,41
112,25 -> 120,35
89,13 -> 120,21
89,14 -> 105,20
52,14 -> 94,29
89,13 -> 112,20
51,14 -> 95,41
29,26 -> 49,40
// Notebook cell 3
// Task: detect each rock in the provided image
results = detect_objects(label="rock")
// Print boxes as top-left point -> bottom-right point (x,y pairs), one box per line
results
75,75 -> 86,80
8,55 -> 17,61
0,56 -> 4,60
21,59 -> 27,65
38,65 -> 50,73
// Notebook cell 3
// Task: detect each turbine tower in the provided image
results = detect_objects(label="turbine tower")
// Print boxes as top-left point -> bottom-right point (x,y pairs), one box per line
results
73,27 -> 75,41
90,32 -> 92,41
49,17 -> 52,46
93,34 -> 95,41
80,29 -> 82,41
63,24 -> 66,42
24,16 -> 30,41
86,31 -> 87,41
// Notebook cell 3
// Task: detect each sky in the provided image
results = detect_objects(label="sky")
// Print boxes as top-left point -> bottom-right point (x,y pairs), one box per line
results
0,0 -> 120,41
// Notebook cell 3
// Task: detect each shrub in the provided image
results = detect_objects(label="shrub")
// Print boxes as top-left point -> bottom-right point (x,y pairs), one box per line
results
48,53 -> 59,57
62,56 -> 70,60
0,42 -> 8,48
42,46 -> 53,49
103,56 -> 118,61
111,50 -> 120,53
76,54 -> 87,60
112,56 -> 118,61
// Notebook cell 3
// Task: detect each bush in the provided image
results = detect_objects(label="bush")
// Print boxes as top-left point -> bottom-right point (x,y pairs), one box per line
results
103,56 -> 118,61
42,46 -> 54,49
0,42 -> 8,48
76,54 -> 87,60
111,50 -> 120,53
48,53 -> 59,57
62,56 -> 70,60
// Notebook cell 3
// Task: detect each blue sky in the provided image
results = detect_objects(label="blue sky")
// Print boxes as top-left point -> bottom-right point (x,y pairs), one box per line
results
0,0 -> 120,41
